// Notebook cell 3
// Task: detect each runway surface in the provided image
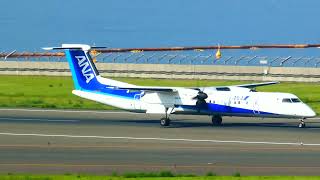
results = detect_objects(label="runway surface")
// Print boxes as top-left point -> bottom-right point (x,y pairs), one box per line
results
0,108 -> 320,175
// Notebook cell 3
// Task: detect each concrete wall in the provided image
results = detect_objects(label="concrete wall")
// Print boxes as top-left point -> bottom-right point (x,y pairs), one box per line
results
0,61 -> 319,82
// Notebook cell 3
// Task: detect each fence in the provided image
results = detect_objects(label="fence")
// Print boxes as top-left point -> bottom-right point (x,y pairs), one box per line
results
0,61 -> 319,82
1,51 -> 320,68
1,50 -> 320,82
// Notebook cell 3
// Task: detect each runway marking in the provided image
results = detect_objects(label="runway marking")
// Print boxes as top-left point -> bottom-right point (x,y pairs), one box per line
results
0,108 -> 133,114
0,144 -> 319,151
0,117 -> 78,123
0,132 -> 319,146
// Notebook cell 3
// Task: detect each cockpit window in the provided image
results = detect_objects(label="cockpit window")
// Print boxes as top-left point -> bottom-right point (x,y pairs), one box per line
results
291,98 -> 301,103
282,98 -> 301,103
282,98 -> 292,103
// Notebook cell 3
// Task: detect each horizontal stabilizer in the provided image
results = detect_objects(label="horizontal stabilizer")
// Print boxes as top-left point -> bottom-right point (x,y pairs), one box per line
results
43,44 -> 107,51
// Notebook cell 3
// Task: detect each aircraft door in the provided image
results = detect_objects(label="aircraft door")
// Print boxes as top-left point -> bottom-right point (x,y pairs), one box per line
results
224,95 -> 232,113
134,94 -> 142,110
253,95 -> 260,114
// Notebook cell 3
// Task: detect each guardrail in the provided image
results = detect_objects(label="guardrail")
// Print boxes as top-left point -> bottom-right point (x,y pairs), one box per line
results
1,52 -> 320,67
0,61 -> 319,82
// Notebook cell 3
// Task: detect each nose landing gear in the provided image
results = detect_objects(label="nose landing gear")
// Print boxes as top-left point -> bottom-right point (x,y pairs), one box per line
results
160,107 -> 172,127
298,118 -> 306,128
160,117 -> 170,126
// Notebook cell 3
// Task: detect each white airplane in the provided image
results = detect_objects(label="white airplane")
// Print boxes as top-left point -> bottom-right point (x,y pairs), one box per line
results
43,44 -> 316,128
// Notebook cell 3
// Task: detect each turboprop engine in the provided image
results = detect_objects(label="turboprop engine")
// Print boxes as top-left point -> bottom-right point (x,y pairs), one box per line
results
193,90 -> 208,111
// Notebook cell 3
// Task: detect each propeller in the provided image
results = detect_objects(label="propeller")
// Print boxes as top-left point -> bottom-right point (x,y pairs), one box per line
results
193,90 -> 208,111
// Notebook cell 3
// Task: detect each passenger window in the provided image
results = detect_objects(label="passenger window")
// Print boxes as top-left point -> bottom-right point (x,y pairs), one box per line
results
282,98 -> 292,103
216,87 -> 230,91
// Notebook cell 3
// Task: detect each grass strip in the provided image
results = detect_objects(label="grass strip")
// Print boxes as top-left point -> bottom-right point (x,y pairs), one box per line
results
1,174 -> 320,180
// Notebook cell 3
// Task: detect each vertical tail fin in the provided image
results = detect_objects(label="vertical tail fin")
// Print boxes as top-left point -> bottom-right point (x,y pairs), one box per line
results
43,44 -> 105,90
43,44 -> 136,90
64,45 -> 99,90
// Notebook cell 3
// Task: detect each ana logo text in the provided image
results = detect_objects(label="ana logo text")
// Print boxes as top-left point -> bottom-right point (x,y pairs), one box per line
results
75,56 -> 95,83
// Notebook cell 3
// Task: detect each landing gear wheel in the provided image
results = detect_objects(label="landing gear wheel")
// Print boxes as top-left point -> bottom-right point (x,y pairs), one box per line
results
298,119 -> 306,128
212,115 -> 222,126
160,118 -> 170,127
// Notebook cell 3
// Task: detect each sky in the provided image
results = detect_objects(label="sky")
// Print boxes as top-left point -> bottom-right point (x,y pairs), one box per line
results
0,0 -> 319,56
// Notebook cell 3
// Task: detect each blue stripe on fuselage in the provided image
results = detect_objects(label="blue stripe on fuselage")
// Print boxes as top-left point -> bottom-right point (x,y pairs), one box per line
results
176,103 -> 274,115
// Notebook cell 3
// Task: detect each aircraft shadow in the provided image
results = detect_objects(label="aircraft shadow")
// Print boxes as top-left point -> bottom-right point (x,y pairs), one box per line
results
79,119 -> 213,128
78,119 -> 320,129
1,116 -> 319,129
223,121 -> 320,129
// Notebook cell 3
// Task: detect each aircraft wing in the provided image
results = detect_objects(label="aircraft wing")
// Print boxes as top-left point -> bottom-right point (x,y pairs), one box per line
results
194,81 -> 279,91
115,82 -> 279,93
234,81 -> 279,88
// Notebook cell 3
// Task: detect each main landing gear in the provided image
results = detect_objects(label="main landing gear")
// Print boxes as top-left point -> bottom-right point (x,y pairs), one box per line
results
298,118 -> 306,128
212,115 -> 222,126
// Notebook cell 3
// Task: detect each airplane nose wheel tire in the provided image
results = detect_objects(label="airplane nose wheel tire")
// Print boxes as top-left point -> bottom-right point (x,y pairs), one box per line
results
298,119 -> 306,128
212,115 -> 222,126
160,118 -> 170,127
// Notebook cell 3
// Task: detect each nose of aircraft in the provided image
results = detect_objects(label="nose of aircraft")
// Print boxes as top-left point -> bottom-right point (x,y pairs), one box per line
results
304,105 -> 316,118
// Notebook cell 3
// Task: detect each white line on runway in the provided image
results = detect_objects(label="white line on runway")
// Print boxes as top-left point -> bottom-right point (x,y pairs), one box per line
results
0,108 -> 133,114
0,132 -> 319,146
0,117 -> 78,123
